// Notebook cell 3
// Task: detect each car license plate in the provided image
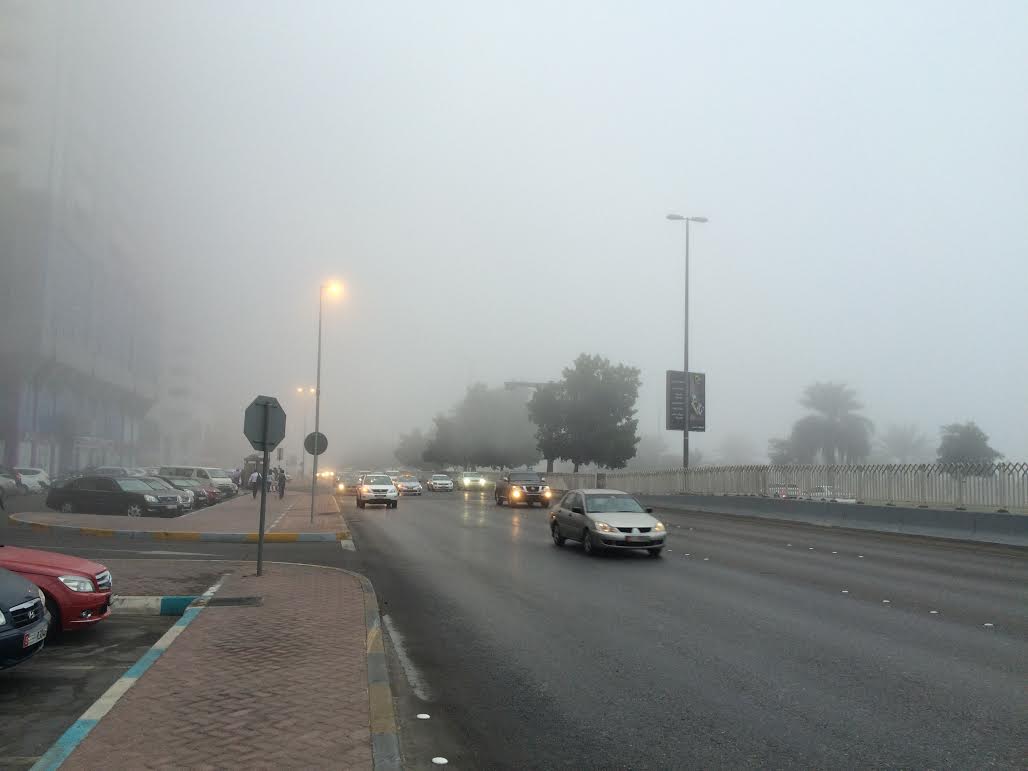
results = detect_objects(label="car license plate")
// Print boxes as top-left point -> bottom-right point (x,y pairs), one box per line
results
23,624 -> 47,648
626,536 -> 646,543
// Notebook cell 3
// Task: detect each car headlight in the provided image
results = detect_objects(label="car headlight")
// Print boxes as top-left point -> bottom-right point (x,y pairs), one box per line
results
337,483 -> 345,491
479,479 -> 485,485
653,521 -> 666,532
144,494 -> 157,503
510,487 -> 522,498
0,609 -> 5,626
361,486 -> 370,494
59,575 -> 95,592
38,587 -> 46,603
543,487 -> 552,498
594,521 -> 617,534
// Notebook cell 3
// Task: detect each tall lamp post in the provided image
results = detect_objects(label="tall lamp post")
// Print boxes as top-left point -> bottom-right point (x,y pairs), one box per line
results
666,213 -> 708,468
310,281 -> 343,523
295,387 -> 315,479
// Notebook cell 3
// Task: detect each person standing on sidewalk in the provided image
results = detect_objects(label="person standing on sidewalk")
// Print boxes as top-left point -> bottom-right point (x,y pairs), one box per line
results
249,470 -> 261,499
277,468 -> 287,499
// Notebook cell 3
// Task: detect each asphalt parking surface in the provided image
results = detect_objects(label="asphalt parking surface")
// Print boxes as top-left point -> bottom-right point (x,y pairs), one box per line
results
0,614 -> 175,769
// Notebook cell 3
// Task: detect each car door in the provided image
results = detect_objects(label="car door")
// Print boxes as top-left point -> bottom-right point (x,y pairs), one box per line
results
558,492 -> 582,537
93,477 -> 122,513
70,477 -> 102,513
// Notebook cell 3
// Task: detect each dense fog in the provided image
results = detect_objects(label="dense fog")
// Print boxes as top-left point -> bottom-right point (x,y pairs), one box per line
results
2,0 -> 1026,471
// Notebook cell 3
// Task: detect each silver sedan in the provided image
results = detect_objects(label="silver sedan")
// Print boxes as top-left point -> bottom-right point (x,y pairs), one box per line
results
548,489 -> 667,557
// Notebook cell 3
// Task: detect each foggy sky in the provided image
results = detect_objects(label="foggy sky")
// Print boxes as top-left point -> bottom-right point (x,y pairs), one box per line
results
14,0 -> 1028,464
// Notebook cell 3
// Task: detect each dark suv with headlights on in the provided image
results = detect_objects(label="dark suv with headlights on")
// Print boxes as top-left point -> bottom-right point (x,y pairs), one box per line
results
494,471 -> 552,507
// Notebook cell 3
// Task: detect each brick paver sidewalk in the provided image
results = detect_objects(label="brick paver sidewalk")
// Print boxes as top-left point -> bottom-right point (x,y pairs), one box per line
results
14,490 -> 345,534
64,563 -> 373,770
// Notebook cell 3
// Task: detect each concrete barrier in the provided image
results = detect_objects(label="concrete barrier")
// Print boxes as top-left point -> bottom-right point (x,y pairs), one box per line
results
635,494 -> 1027,547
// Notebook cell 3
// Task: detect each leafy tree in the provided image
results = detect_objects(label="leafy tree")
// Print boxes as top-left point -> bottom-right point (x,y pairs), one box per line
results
937,422 -> 1002,464
878,424 -> 932,463
527,383 -> 567,472
394,429 -> 429,468
422,384 -> 540,469
793,382 -> 873,463
550,354 -> 641,472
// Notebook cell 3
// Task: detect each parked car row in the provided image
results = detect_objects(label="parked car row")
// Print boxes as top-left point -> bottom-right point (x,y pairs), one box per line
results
45,468 -> 236,517
1,544 -> 112,670
0,466 -> 52,495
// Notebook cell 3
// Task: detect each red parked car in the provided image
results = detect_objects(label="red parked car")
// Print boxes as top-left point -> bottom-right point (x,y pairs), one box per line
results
0,545 -> 112,633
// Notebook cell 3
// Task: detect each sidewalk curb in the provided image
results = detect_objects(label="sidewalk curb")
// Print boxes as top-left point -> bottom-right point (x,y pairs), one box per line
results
273,561 -> 402,771
30,576 -> 228,771
8,514 -> 349,543
110,595 -> 199,615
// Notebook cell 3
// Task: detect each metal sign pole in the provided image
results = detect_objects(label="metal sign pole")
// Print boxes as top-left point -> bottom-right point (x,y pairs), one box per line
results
257,403 -> 270,577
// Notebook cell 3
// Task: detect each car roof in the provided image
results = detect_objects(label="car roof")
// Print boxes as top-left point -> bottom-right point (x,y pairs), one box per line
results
572,488 -> 631,495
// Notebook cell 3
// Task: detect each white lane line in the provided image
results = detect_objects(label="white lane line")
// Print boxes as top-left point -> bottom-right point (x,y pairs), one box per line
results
382,613 -> 432,701
983,622 -> 994,628
841,590 -> 849,594
882,599 -> 891,604
930,610 -> 939,614
831,551 -> 838,554
858,555 -> 864,558
339,540 -> 356,551
416,713 -> 431,719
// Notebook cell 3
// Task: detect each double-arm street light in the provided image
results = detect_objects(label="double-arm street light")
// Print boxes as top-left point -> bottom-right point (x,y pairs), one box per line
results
666,213 -> 708,468
310,281 -> 343,523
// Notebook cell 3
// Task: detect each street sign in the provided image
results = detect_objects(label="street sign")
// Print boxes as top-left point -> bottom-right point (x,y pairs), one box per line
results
666,371 -> 687,431
304,431 -> 328,456
666,371 -> 706,432
243,395 -> 287,451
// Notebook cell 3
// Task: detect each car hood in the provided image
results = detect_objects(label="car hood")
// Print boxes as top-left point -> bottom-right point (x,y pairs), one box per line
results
0,545 -> 108,579
0,567 -> 40,607
586,512 -> 661,529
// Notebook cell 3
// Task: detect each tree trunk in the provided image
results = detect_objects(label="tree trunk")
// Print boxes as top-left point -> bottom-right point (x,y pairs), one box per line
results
546,458 -> 554,472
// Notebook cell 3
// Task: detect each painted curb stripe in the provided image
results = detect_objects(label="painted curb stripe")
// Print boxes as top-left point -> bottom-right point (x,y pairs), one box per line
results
354,572 -> 402,771
30,577 -> 227,771
8,516 -> 348,543
109,595 -> 200,616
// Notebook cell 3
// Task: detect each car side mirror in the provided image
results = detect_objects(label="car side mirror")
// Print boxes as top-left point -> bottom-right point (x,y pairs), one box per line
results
645,507 -> 654,514
571,506 -> 584,515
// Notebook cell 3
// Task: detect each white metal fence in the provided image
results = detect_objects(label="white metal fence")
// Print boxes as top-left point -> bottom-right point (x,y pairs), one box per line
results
545,463 -> 1028,512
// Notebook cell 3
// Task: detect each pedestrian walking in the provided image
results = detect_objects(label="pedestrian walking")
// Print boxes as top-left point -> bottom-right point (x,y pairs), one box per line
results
249,470 -> 261,499
277,468 -> 287,499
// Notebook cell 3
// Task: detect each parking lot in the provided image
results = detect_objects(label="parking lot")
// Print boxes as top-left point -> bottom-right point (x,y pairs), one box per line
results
0,614 -> 175,769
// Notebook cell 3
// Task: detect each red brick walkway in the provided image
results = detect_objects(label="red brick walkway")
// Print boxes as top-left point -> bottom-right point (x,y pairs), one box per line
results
13,490 -> 345,534
64,563 -> 372,770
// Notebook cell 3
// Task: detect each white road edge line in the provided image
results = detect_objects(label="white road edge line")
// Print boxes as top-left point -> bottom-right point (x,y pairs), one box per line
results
382,613 -> 432,701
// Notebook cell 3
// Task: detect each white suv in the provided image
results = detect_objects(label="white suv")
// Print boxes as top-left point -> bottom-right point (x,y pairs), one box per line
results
14,467 -> 51,493
356,474 -> 399,509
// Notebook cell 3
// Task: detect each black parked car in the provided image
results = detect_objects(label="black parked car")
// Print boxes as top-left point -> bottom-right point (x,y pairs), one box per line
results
46,475 -> 182,517
160,477 -> 210,507
0,567 -> 49,669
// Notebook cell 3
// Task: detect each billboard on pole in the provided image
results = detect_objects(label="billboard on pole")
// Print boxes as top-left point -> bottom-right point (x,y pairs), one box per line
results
665,371 -> 687,431
667,371 -> 706,431
688,372 -> 706,432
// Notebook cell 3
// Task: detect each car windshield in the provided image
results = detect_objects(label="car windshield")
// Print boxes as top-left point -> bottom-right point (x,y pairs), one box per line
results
116,479 -> 155,493
365,475 -> 391,485
510,473 -> 542,482
431,475 -> 449,480
143,478 -> 174,489
584,494 -> 647,514
205,469 -> 229,478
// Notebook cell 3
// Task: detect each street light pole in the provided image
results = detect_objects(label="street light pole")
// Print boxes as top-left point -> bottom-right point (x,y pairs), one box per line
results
310,288 -> 325,525
667,213 -> 708,468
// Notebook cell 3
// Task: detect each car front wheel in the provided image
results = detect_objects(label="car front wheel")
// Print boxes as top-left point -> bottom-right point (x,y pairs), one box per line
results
582,529 -> 596,556
551,524 -> 565,546
126,504 -> 143,517
60,502 -> 75,513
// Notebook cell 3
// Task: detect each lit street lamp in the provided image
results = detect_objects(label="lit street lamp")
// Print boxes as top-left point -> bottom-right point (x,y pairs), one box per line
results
310,281 -> 343,523
666,213 -> 708,468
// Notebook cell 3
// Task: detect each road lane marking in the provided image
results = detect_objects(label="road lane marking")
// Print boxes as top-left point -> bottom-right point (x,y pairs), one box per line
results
882,600 -> 891,604
382,613 -> 431,701
417,713 -> 430,719
930,610 -> 939,614
432,759 -> 448,765
841,590 -> 849,594
983,622 -> 994,627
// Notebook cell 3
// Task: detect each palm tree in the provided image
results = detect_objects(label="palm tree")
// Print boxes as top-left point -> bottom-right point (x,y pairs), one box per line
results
795,382 -> 873,464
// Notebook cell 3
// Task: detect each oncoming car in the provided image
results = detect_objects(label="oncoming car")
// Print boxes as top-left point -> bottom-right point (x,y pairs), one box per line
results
457,471 -> 488,491
495,471 -> 552,507
356,474 -> 399,509
396,475 -> 423,495
426,474 -> 454,491
549,489 -> 667,557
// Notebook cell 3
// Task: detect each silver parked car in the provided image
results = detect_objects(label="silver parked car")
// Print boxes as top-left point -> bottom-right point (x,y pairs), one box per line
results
549,489 -> 667,557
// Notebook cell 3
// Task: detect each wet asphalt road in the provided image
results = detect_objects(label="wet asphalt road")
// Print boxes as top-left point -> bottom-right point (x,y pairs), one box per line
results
345,491 -> 1027,770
